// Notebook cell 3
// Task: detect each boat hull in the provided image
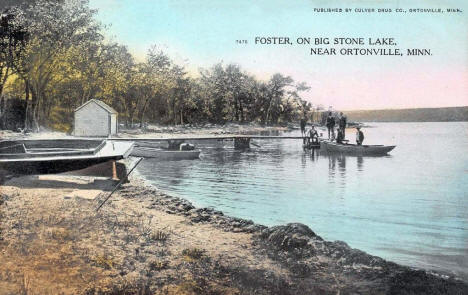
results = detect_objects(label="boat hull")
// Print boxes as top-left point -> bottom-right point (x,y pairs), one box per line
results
0,156 -> 122,175
0,139 -> 134,175
302,142 -> 320,150
320,140 -> 395,155
131,147 -> 201,160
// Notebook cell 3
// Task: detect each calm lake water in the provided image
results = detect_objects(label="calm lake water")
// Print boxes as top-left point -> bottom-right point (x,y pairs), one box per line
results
137,122 -> 468,280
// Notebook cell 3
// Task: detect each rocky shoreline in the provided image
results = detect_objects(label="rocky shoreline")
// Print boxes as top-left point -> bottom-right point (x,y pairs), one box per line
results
114,181 -> 468,294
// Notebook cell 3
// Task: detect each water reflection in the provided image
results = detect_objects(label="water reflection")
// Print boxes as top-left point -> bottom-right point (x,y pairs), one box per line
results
323,153 -> 351,188
337,154 -> 346,173
301,152 -> 306,169
337,154 -> 347,188
357,156 -> 364,172
327,152 -> 336,183
301,148 -> 319,168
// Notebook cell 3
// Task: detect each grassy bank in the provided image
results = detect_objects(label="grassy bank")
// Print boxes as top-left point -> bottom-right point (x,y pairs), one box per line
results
0,175 -> 294,294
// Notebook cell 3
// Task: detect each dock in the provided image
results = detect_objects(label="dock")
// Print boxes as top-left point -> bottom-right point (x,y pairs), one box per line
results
113,135 -> 306,141
111,135 -> 311,149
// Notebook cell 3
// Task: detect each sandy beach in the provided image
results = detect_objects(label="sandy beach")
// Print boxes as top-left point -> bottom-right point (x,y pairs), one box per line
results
1,160 -> 467,294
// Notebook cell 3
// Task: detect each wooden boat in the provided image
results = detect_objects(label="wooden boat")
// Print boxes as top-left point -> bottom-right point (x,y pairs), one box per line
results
130,140 -> 201,160
320,140 -> 395,155
0,139 -> 134,175
131,146 -> 201,160
302,142 -> 320,150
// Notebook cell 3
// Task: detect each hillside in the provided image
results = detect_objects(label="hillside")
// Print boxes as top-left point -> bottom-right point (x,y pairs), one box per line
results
345,106 -> 468,122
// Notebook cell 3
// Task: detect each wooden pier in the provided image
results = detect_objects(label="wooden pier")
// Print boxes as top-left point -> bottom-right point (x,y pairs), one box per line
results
110,135 -> 311,149
112,135 -> 306,141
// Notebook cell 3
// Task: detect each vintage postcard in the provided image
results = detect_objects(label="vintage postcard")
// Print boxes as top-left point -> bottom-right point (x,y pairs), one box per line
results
0,0 -> 467,294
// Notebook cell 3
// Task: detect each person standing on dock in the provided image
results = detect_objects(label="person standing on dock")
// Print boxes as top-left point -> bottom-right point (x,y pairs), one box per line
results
300,118 -> 306,136
338,112 -> 347,138
356,126 -> 364,145
326,112 -> 335,139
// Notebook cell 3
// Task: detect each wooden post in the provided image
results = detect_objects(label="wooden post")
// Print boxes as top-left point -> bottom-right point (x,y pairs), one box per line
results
111,160 -> 118,180
96,158 -> 143,212
234,137 -> 250,149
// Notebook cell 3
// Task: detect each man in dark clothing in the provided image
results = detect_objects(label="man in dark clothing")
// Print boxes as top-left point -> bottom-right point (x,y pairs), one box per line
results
300,118 -> 306,136
336,128 -> 344,144
356,126 -> 364,145
326,112 -> 335,139
338,112 -> 347,138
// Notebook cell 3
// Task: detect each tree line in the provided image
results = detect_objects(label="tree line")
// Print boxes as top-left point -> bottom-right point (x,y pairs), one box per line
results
0,0 -> 322,132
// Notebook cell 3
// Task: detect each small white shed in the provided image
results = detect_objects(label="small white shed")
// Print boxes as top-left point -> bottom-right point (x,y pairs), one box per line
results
74,99 -> 118,137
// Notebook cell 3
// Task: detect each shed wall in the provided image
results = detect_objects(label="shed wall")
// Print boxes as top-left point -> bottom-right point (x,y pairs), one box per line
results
110,113 -> 117,134
74,103 -> 110,136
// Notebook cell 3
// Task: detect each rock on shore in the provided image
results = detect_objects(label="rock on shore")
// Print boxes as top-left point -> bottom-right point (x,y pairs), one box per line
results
257,223 -> 468,294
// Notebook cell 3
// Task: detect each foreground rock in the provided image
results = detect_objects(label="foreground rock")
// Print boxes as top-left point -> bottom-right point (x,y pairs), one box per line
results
0,176 -> 467,294
257,223 -> 468,294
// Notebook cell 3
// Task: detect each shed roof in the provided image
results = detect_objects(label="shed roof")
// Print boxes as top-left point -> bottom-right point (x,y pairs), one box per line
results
75,99 -> 118,114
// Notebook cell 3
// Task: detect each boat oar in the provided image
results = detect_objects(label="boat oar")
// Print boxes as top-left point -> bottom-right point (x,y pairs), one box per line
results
96,157 -> 143,212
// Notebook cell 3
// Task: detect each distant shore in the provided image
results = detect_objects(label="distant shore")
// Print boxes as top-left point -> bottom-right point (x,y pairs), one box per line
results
346,106 -> 468,122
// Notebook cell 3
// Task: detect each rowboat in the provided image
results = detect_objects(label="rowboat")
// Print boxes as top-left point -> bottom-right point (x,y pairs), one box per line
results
320,140 -> 395,155
130,140 -> 201,160
0,139 -> 134,175
131,146 -> 201,160
302,142 -> 321,150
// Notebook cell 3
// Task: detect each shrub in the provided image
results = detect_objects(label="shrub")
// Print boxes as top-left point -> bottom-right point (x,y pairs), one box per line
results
182,248 -> 205,262
150,229 -> 169,242
92,254 -> 117,270
148,259 -> 168,271
49,227 -> 72,241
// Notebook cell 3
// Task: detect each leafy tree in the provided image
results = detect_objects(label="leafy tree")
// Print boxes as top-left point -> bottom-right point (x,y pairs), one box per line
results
137,46 -> 172,127
11,0 -> 101,130
263,74 -> 293,124
200,63 -> 229,123
0,11 -> 27,128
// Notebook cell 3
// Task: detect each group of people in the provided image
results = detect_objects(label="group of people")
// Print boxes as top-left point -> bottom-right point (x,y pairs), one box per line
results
301,112 -> 365,146
326,112 -> 364,145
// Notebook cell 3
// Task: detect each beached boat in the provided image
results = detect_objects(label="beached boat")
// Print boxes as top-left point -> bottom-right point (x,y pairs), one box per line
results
131,146 -> 201,160
0,139 -> 134,175
320,140 -> 395,155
